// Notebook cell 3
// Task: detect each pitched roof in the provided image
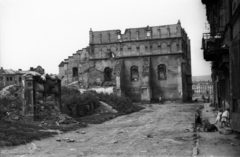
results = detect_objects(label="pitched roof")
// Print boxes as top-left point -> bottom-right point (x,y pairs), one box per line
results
3,69 -> 16,74
58,61 -> 64,67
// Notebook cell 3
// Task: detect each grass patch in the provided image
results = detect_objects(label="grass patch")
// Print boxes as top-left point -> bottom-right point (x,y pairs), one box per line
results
0,120 -> 57,147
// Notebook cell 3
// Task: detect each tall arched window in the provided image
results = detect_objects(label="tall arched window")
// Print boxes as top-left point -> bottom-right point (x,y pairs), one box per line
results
104,67 -> 112,81
131,66 -> 139,82
158,64 -> 166,80
72,67 -> 78,77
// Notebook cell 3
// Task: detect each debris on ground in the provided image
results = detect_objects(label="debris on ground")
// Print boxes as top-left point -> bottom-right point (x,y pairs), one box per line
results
0,85 -> 143,147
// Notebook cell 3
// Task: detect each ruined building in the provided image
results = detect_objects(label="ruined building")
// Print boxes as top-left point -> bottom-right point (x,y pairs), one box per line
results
59,21 -> 192,103
0,66 -> 45,88
201,0 -> 240,131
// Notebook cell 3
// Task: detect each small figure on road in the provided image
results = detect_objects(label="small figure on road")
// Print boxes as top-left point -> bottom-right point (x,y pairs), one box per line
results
203,119 -> 218,132
215,108 -> 223,125
195,108 -> 202,131
202,95 -> 205,103
221,108 -> 230,127
159,96 -> 163,105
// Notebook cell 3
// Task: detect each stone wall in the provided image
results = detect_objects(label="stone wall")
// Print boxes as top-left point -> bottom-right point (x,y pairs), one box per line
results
150,55 -> 182,101
90,23 -> 184,44
59,21 -> 192,103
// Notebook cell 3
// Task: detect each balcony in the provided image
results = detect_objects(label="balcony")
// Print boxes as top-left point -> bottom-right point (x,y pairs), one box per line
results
201,32 -> 228,61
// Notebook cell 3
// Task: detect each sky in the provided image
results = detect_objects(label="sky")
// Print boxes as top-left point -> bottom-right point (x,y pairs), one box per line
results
0,0 -> 211,76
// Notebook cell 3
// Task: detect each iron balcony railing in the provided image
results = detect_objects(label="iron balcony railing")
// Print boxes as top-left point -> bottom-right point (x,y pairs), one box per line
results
201,32 -> 223,51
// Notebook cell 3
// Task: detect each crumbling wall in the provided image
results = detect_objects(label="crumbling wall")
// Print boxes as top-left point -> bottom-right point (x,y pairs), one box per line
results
150,55 -> 183,101
122,58 -> 143,102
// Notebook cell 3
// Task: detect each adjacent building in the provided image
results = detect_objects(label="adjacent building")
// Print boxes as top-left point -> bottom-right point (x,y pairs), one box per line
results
59,21 -> 192,103
201,0 -> 240,131
0,66 -> 45,88
192,81 -> 213,94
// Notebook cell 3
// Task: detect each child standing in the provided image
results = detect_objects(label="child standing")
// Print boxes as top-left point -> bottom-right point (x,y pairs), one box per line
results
221,108 -> 230,127
215,109 -> 222,124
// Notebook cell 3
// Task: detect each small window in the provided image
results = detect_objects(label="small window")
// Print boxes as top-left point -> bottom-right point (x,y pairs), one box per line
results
7,77 -> 9,81
0,77 -> 2,81
158,64 -> 167,80
72,67 -> 78,77
104,67 -> 112,81
10,77 -> 12,81
131,66 -> 139,82
19,77 -> 22,82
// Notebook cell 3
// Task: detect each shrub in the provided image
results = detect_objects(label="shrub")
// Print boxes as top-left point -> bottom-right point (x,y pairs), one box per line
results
61,86 -> 142,117
61,87 -> 99,117
95,93 -> 134,114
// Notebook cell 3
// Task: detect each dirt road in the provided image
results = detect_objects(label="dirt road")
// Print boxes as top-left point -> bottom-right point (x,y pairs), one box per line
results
1,103 -> 199,157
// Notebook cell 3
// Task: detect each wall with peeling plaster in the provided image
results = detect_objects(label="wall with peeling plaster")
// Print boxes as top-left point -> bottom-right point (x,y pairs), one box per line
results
59,22 -> 192,103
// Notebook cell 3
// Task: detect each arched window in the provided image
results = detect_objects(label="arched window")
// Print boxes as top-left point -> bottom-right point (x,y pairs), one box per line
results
161,42 -> 168,53
170,42 -> 177,53
158,64 -> 166,80
131,66 -> 139,82
72,67 -> 78,77
104,67 -> 112,81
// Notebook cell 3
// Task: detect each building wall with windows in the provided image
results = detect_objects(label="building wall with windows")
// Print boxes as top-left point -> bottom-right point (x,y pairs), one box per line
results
0,66 -> 44,88
192,81 -> 213,94
59,21 -> 192,103
201,0 -> 240,131
0,68 -> 25,88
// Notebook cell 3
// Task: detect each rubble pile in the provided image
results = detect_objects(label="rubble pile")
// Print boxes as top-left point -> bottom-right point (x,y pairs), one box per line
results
0,85 -> 23,121
37,107 -> 78,126
0,85 -> 78,126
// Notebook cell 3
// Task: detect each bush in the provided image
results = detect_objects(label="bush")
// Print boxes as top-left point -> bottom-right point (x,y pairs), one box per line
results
95,93 -> 134,114
61,86 -> 142,117
61,87 -> 100,117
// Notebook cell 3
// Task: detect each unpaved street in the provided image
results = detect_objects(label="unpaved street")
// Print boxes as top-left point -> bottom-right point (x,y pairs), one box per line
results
1,103 -> 199,157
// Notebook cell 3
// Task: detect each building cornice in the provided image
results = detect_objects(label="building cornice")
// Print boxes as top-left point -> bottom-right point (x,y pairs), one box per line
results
89,52 -> 183,60
89,37 -> 183,46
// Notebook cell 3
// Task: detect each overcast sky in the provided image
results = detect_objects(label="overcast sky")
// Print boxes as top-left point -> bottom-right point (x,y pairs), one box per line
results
0,0 -> 211,76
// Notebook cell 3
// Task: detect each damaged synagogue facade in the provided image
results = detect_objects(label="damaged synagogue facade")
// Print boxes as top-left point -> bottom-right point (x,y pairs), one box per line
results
59,21 -> 192,103
201,0 -> 240,131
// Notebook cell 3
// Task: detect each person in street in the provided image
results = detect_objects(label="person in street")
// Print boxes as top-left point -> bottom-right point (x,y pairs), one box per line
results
159,96 -> 163,105
221,108 -> 230,127
202,95 -> 205,103
195,108 -> 202,131
208,95 -> 210,103
215,108 -> 223,124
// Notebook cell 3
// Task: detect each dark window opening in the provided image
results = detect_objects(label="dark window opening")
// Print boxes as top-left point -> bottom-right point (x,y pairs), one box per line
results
10,77 -> 12,81
104,67 -> 112,81
131,66 -> 139,82
19,77 -> 22,82
158,64 -> 167,80
7,77 -> 9,81
72,67 -> 78,77
0,77 -> 2,81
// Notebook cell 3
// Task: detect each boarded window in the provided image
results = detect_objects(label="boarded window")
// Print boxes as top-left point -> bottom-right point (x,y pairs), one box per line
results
131,66 -> 139,82
158,64 -> 167,80
104,67 -> 112,81
72,67 -> 78,77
